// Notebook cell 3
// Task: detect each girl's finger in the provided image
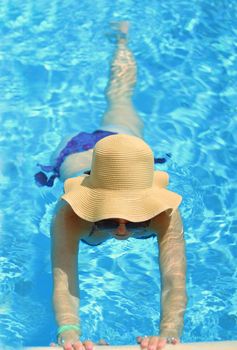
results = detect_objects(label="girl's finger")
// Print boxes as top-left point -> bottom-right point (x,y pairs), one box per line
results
157,338 -> 167,350
140,336 -> 150,348
136,336 -> 142,343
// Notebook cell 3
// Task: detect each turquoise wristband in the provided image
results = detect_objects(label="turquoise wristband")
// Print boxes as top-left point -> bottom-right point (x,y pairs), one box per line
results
57,324 -> 81,336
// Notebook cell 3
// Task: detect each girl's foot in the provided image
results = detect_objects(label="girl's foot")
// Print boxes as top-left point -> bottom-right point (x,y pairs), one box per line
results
110,20 -> 129,35
106,20 -> 130,44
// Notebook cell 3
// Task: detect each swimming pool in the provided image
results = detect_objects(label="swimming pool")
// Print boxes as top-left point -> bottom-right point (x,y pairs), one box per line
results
0,0 -> 237,348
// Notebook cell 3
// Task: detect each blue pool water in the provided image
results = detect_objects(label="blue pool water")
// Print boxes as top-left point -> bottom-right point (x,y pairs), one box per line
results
0,0 -> 237,348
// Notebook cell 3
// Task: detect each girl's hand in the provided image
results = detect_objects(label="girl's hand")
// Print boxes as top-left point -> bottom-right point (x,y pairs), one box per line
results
50,329 -> 95,350
136,335 -> 180,350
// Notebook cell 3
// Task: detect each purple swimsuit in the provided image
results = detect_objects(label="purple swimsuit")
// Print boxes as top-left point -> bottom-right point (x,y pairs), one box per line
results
34,129 -> 170,187
35,130 -> 118,187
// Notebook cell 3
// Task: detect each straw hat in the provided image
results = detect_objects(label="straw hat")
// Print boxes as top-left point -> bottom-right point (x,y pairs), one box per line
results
61,134 -> 182,222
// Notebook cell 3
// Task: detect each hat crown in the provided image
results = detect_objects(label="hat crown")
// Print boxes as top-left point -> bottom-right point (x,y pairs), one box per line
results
89,134 -> 154,190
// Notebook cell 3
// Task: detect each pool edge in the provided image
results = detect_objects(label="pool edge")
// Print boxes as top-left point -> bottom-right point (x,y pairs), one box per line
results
25,340 -> 237,349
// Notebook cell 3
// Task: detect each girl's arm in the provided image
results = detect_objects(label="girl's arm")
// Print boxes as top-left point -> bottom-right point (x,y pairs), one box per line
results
50,201 -> 89,342
152,209 -> 188,339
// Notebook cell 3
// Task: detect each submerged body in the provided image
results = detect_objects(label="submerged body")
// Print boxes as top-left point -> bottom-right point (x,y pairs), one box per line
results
47,22 -> 187,350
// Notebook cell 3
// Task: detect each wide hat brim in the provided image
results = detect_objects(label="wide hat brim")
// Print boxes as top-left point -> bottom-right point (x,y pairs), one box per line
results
61,170 -> 182,222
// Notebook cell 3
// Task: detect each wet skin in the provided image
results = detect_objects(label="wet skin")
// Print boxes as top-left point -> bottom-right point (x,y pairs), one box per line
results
109,218 -> 131,239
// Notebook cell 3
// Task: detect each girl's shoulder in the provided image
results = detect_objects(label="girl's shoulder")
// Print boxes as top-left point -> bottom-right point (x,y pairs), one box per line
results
51,199 -> 93,238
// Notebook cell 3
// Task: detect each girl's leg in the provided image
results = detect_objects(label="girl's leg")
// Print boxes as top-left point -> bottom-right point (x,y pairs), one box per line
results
101,22 -> 144,139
